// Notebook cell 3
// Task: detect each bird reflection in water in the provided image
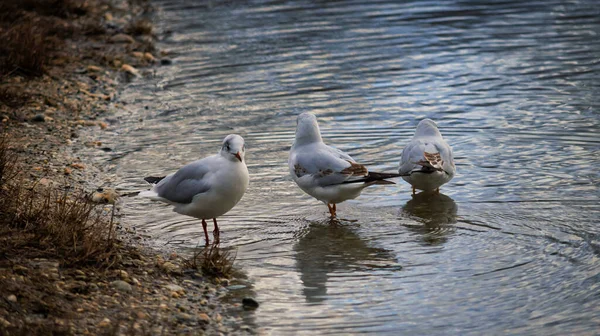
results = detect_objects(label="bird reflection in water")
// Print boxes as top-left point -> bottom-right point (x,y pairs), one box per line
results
294,219 -> 399,303
401,192 -> 458,246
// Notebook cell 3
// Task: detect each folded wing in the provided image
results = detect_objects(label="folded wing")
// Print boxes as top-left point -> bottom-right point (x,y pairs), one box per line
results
154,160 -> 212,204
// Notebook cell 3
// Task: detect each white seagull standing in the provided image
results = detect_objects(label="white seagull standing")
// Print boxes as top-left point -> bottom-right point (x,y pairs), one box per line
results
140,134 -> 249,244
289,112 -> 402,217
398,119 -> 455,194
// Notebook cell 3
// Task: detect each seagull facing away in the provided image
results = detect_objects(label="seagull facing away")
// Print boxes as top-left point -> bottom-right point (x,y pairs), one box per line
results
289,112 -> 402,217
140,134 -> 249,244
398,119 -> 455,194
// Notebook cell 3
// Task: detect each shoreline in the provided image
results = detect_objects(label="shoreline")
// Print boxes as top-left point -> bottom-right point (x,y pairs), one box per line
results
0,1 -> 252,334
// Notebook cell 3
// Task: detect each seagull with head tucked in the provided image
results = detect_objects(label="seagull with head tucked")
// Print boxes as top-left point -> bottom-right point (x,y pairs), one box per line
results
398,119 -> 455,194
140,134 -> 249,244
289,112 -> 402,217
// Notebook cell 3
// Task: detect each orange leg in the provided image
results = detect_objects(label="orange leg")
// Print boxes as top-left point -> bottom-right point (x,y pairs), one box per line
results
201,219 -> 209,245
327,203 -> 336,217
213,218 -> 220,244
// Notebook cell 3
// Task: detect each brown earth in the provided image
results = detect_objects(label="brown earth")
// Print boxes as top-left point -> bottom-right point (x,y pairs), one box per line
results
0,1 -> 254,335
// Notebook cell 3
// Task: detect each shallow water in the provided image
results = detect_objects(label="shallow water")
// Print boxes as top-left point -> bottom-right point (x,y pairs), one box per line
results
84,0 -> 600,334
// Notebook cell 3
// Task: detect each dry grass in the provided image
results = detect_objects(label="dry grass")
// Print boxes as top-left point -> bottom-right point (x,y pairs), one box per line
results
0,0 -> 88,21
183,244 -> 237,279
0,0 -> 88,77
0,135 -> 118,267
0,22 -> 53,77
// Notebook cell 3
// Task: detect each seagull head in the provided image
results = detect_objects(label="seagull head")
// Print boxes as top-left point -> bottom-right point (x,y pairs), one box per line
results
220,134 -> 245,162
415,118 -> 442,138
294,112 -> 323,146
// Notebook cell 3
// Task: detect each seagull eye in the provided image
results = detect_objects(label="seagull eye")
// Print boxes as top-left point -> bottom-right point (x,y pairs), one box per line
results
226,144 -> 230,151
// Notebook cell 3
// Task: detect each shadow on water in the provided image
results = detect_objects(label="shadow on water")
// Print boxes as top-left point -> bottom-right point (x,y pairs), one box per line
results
401,192 -> 457,246
294,219 -> 400,304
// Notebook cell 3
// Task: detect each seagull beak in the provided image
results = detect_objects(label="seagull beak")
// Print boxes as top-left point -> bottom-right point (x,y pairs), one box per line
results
234,152 -> 242,162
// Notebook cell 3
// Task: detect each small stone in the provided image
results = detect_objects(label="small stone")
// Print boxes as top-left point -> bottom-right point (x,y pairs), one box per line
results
136,311 -> 147,319
199,299 -> 208,306
166,284 -> 184,292
13,265 -> 28,274
160,58 -> 173,65
117,270 -> 129,280
104,13 -> 113,21
0,317 -> 11,327
214,313 -> 222,323
176,313 -> 193,322
143,53 -> 156,63
132,51 -> 144,59
197,313 -> 210,324
64,167 -> 72,175
159,303 -> 168,310
7,294 -> 17,302
74,270 -> 85,276
111,280 -> 132,292
32,114 -> 46,122
242,298 -> 259,309
121,64 -> 139,76
71,163 -> 85,170
131,277 -> 141,286
98,318 -> 111,327
87,65 -> 101,72
110,33 -> 135,44
171,292 -> 180,298
160,261 -> 182,275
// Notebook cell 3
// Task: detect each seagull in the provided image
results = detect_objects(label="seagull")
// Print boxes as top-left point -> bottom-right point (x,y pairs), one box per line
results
398,119 -> 455,194
140,134 -> 249,244
288,112 -> 402,217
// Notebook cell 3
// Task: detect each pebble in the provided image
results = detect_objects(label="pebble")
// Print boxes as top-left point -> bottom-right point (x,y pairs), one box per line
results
110,33 -> 135,44
31,114 -> 46,122
242,298 -> 259,309
160,58 -> 173,65
197,313 -> 210,324
160,261 -> 182,275
111,280 -> 132,292
143,52 -> 156,63
176,313 -> 194,322
0,317 -> 11,327
13,265 -> 28,274
87,65 -> 102,72
165,284 -> 184,292
227,285 -> 246,290
121,64 -> 139,76
7,294 -> 17,302
97,318 -> 111,327
117,270 -> 129,280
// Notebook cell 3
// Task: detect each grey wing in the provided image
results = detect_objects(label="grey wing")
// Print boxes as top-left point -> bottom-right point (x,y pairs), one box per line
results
155,161 -> 212,204
437,141 -> 455,175
292,145 -> 363,186
399,140 -> 425,175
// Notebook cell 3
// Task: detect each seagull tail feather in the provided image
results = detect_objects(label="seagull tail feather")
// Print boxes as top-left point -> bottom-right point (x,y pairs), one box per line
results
342,172 -> 406,185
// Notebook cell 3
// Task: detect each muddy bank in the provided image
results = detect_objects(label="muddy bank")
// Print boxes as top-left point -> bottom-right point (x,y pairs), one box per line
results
0,1 -> 253,335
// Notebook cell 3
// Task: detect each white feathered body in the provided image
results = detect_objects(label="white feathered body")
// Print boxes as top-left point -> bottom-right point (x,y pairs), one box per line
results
141,135 -> 249,220
399,120 -> 455,192
289,142 -> 370,204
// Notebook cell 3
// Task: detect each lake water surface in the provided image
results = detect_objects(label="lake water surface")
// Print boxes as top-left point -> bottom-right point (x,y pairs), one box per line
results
84,0 -> 600,334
